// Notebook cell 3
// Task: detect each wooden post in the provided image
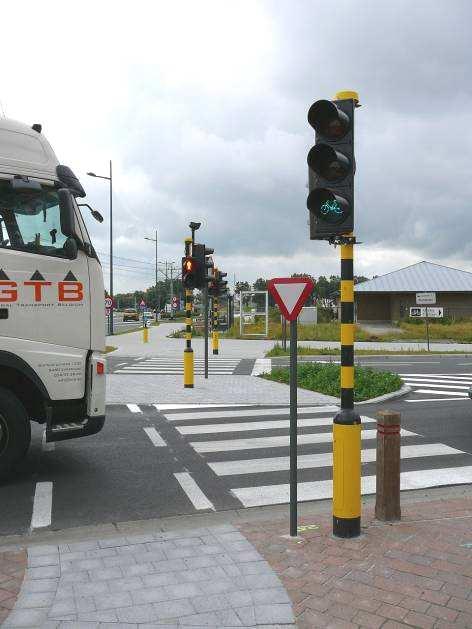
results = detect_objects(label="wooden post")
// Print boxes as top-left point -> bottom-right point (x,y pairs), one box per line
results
375,410 -> 401,521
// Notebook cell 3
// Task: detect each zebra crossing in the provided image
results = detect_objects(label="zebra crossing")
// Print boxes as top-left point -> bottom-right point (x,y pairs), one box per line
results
115,357 -> 242,375
160,404 -> 472,509
400,372 -> 472,402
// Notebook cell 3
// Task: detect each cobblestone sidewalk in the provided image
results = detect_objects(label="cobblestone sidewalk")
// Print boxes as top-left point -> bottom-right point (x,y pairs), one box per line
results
1,524 -> 294,628
240,497 -> 472,628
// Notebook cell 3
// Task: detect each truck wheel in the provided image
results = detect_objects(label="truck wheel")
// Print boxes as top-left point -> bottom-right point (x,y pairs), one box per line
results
0,388 -> 31,479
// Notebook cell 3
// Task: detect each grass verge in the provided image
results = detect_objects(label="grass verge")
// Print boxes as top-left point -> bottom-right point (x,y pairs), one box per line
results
262,362 -> 403,402
265,343 -> 472,357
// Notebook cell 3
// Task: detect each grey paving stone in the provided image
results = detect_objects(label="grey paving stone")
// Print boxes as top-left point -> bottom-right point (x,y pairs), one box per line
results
37,622 -> 60,629
15,590 -> 56,608
98,537 -> 129,548
199,579 -> 237,595
239,573 -> 282,590
214,532 -> 246,544
202,566 -> 230,580
94,590 -> 133,610
222,541 -> 255,553
125,533 -> 157,544
221,564 -> 242,578
216,608 -> 244,627
142,572 -> 179,588
59,552 -> 87,562
152,599 -> 195,620
176,569 -> 210,583
214,554 -> 235,566
239,561 -> 273,576
116,604 -> 159,623
89,566 -> 123,581
67,541 -> 99,553
28,553 -> 60,568
123,562 -> 155,577
56,623 -> 99,629
48,598 -> 77,618
73,581 -> 109,597
75,597 -> 96,613
66,559 -> 104,572
146,541 -> 173,553
27,544 -> 59,557
251,587 -> 291,605
77,609 -> 118,622
179,612 -> 220,625
139,625 -> 178,629
26,565 -> 61,579
84,547 -> 117,559
225,590 -> 252,608
164,583 -> 202,599
100,624 -> 139,629
164,547 -> 201,560
207,525 -> 236,534
173,537 -> 203,548
230,550 -> 262,564
134,549 -> 167,563
60,571 -> 90,584
152,558 -> 187,573
131,586 -> 167,605
184,556 -> 217,569
117,543 -> 149,555
108,576 -> 144,592
234,605 -> 256,626
55,585 -> 75,600
22,577 -> 58,593
191,594 -> 228,613
199,545 -> 224,556
254,604 -> 294,625
103,554 -> 137,568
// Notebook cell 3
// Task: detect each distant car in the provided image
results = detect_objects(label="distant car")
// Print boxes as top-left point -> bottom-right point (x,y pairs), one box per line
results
123,308 -> 139,322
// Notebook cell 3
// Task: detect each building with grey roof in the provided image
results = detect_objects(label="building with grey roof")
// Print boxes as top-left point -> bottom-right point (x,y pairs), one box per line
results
354,261 -> 472,321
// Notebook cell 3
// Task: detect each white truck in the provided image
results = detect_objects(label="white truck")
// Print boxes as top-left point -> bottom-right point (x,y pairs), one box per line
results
0,118 -> 106,477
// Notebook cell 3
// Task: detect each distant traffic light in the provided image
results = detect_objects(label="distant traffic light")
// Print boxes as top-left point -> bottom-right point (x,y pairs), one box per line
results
307,94 -> 357,240
209,269 -> 228,296
181,255 -> 199,289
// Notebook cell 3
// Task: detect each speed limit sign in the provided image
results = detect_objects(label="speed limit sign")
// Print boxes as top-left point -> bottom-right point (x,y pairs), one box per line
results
105,297 -> 113,309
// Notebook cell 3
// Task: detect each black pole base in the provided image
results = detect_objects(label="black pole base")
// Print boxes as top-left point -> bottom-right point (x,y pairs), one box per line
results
333,516 -> 361,538
184,384 -> 194,389
213,350 -> 218,355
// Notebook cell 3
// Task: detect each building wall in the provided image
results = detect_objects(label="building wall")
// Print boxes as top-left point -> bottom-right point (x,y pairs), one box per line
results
356,292 -> 472,321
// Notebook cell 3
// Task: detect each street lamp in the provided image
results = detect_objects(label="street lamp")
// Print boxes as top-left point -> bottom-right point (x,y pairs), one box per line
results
144,231 -> 158,312
87,161 -> 113,335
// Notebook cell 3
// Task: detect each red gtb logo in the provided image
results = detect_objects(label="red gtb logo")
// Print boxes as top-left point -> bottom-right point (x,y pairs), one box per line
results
0,279 -> 84,303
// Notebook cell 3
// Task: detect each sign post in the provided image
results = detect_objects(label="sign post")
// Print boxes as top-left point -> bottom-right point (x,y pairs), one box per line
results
416,293 -> 436,352
268,277 -> 314,537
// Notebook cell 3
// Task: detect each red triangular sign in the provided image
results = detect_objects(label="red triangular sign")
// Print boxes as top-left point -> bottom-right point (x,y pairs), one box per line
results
267,277 -> 314,321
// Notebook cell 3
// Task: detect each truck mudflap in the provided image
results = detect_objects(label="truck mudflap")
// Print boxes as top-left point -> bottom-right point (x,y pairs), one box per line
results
46,414 -> 105,443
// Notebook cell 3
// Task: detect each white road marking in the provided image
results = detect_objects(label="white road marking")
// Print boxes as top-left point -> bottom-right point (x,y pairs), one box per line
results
127,404 -> 142,413
143,427 -> 167,447
31,482 -> 53,530
190,428 -> 415,453
402,375 -> 472,383
155,404 -> 248,411
358,361 -> 440,365
232,466 -> 472,507
210,443 -> 463,476
177,415 -> 375,435
251,358 -> 271,376
174,472 -> 215,510
41,431 -> 55,452
115,362 -> 127,368
117,370 -> 235,375
406,397 -> 469,403
162,406 -> 339,422
404,381 -> 470,390
399,373 -> 472,377
412,389 -> 468,396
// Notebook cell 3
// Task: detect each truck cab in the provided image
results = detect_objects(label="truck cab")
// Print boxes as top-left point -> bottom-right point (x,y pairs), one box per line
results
0,119 -> 106,477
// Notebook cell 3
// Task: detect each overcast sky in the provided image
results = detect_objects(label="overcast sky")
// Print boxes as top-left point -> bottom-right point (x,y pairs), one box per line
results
2,0 -> 471,293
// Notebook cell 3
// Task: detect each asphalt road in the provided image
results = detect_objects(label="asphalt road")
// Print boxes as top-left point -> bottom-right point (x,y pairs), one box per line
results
2,394 -> 472,537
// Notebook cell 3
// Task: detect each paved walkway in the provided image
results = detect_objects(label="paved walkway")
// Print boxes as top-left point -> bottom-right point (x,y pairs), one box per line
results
0,551 -> 26,625
107,325 -> 472,359
106,374 -> 338,405
1,524 -> 294,628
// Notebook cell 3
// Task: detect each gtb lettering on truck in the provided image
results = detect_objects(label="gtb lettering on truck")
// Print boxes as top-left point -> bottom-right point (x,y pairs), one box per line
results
0,118 -> 106,477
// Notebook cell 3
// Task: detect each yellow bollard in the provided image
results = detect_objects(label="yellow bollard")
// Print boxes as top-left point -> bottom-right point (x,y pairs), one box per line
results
143,326 -> 149,343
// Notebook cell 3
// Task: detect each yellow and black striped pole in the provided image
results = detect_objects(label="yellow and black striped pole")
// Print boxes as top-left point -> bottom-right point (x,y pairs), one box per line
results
332,234 -> 361,538
212,295 -> 219,355
183,237 -> 194,388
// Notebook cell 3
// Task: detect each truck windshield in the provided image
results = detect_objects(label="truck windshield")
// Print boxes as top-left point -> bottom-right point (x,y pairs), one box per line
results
0,180 -> 69,257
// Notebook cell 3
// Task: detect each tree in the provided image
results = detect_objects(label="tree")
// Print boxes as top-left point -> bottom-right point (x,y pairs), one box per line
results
253,278 -> 267,291
235,281 -> 250,294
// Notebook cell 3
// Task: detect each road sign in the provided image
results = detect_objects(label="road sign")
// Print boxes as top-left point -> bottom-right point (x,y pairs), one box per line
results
105,307 -> 111,317
410,306 -> 443,318
267,277 -> 314,322
416,292 -> 436,305
139,299 -> 146,310
172,296 -> 179,309
105,297 -> 113,309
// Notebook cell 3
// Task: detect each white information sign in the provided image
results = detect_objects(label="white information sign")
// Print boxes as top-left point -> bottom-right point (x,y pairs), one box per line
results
410,306 -> 443,318
416,292 -> 436,305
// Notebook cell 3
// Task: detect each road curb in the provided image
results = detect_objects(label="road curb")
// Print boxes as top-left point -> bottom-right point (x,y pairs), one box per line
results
355,383 -> 412,405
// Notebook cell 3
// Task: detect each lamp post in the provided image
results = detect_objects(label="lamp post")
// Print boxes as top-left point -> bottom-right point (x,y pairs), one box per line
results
87,160 -> 113,335
145,231 -> 158,312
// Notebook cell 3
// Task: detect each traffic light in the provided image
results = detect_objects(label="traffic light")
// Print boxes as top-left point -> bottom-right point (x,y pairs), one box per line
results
307,93 -> 357,240
181,255 -> 199,289
209,270 -> 228,296
193,243 -> 214,288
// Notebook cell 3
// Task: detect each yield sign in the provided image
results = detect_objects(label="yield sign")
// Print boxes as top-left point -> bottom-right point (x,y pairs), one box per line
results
267,277 -> 314,321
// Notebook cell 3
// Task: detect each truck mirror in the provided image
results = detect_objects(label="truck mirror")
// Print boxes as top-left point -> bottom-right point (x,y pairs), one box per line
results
58,188 -> 78,239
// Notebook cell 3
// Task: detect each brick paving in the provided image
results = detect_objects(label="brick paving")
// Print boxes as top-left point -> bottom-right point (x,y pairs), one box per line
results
239,497 -> 472,628
0,550 -> 26,626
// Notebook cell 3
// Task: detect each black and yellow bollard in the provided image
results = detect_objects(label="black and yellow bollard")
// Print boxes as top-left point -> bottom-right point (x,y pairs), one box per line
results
332,235 -> 361,538
212,296 -> 219,355
184,288 -> 194,387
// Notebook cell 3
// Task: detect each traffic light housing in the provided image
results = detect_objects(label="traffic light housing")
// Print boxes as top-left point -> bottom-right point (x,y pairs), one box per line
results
209,270 -> 228,297
307,95 -> 356,240
193,243 -> 214,288
181,255 -> 199,289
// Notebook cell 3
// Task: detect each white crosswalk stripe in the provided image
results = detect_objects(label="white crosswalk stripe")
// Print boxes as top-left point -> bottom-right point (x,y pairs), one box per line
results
116,357 -> 241,375
160,405 -> 472,509
399,372 -> 471,401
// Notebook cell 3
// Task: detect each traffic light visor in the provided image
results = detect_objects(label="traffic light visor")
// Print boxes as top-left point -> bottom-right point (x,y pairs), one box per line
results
308,100 -> 349,140
307,188 -> 349,224
307,144 -> 350,182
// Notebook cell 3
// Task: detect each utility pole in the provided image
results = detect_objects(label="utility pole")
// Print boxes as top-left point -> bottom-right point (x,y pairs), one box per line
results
170,263 -> 174,319
144,230 -> 158,313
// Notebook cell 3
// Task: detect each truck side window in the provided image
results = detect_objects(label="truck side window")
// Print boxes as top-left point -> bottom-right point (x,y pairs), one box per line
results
0,181 -> 70,258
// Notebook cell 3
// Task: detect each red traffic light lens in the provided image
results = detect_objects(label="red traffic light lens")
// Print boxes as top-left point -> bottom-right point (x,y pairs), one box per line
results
308,100 -> 350,140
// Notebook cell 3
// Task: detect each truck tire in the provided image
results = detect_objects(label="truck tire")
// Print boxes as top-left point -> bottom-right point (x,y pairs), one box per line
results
0,387 -> 31,479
